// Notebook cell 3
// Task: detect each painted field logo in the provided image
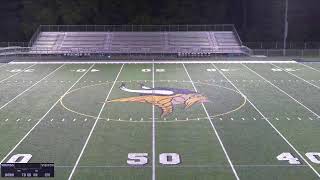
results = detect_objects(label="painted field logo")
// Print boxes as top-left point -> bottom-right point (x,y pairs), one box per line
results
106,83 -> 209,117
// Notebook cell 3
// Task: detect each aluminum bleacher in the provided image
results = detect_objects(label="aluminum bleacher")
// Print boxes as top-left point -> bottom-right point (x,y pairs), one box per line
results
25,25 -> 252,56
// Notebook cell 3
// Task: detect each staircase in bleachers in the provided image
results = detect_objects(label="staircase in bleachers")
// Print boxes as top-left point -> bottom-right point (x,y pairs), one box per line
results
214,32 -> 240,47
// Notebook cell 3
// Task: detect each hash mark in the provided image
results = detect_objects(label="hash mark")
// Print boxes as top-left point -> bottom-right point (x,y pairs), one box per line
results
298,117 -> 302,121
5,119 -> 8,122
309,117 -> 314,121
62,118 -> 65,122
84,118 -> 87,122
73,119 -> 76,122
27,119 -> 31,122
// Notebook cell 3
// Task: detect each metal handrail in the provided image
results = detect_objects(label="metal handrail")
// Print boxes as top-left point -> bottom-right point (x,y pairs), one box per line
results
37,24 -> 236,32
231,25 -> 243,46
28,26 -> 41,47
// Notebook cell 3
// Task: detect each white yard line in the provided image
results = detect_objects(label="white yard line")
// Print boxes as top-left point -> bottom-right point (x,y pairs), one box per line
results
182,64 -> 240,180
152,62 -> 156,180
68,64 -> 124,180
0,64 -> 65,110
297,62 -> 320,73
0,64 -> 95,164
0,64 -> 36,83
242,64 -> 320,119
211,63 -> 320,178
271,63 -> 320,90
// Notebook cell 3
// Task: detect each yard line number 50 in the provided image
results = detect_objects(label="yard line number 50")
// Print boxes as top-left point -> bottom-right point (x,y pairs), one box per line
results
127,153 -> 181,165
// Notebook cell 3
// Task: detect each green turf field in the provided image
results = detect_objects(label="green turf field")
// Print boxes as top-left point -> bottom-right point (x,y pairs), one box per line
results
0,60 -> 319,180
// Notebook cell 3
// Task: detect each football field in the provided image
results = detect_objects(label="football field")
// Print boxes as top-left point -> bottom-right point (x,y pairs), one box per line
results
0,60 -> 319,179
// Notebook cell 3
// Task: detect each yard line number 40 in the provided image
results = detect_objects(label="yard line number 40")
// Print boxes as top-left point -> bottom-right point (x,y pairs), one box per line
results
277,152 -> 320,164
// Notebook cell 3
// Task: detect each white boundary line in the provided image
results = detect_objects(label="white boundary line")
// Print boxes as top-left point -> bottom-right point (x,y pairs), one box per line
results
271,63 -> 320,90
212,63 -> 320,178
9,60 -> 297,65
297,62 -> 320,73
0,64 -> 65,110
152,61 -> 156,180
68,64 -> 124,180
242,64 -> 320,119
0,64 -> 36,83
0,64 -> 95,164
182,64 -> 240,180
56,164 -> 310,168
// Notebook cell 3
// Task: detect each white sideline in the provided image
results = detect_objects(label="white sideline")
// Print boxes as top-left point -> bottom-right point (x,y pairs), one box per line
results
55,164 -> 310,168
212,63 -> 320,178
242,64 -> 320,119
182,64 -> 240,180
68,64 -> 124,180
0,64 -> 36,83
0,64 -> 95,164
271,63 -> 320,90
152,62 -> 156,180
0,64 -> 65,111
297,62 -> 320,73
9,60 -> 297,65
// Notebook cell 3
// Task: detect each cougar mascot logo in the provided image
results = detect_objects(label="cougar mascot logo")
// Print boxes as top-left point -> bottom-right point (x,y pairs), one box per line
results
107,83 -> 209,117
